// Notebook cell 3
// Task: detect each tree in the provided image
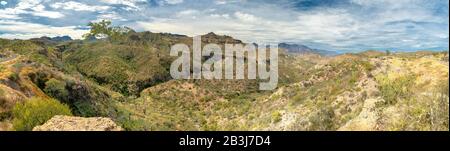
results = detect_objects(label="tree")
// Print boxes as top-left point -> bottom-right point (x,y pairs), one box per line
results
83,20 -> 134,42
83,20 -> 112,39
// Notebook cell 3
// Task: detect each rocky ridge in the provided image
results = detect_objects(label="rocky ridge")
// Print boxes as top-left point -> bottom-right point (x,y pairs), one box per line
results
32,115 -> 123,131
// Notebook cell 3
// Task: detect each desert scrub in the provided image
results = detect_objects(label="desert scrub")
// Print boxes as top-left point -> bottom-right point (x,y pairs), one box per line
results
376,74 -> 416,105
308,106 -> 335,131
429,80 -> 449,131
12,97 -> 72,131
116,108 -> 149,131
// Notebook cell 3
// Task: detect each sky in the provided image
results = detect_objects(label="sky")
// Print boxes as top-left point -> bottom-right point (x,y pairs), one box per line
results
0,0 -> 448,52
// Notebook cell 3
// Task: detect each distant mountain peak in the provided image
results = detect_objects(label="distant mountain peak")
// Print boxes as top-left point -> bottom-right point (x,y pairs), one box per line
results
30,35 -> 73,45
50,35 -> 73,42
201,32 -> 242,44
278,43 -> 339,56
205,32 -> 217,36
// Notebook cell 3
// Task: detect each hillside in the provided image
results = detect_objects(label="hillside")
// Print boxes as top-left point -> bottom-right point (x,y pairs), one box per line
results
0,30 -> 448,131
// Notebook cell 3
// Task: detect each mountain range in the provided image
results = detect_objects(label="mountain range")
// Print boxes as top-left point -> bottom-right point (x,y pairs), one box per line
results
278,43 -> 339,56
0,28 -> 448,131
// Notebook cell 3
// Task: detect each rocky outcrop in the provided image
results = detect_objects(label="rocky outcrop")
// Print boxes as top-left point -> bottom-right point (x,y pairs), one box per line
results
33,115 -> 123,131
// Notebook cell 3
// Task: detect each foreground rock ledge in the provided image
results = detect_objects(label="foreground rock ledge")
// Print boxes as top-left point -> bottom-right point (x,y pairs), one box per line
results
33,115 -> 123,131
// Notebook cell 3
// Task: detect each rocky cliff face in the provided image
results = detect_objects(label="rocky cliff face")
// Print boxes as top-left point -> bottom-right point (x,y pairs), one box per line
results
33,115 -> 123,131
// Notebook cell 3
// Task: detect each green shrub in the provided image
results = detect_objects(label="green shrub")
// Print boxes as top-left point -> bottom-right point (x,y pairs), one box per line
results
8,73 -> 19,81
271,111 -> 282,123
117,113 -> 149,131
44,78 -> 68,101
12,97 -> 72,131
377,74 -> 416,105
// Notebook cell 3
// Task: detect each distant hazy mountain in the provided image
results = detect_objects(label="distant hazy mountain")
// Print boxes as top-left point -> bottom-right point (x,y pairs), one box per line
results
29,36 -> 73,45
50,36 -> 73,42
278,43 -> 339,56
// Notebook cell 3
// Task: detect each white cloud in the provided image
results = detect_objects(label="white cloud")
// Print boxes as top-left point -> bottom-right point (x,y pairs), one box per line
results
15,0 -> 41,10
100,0 -> 145,10
176,9 -> 199,19
0,8 -> 21,19
134,0 -> 448,51
215,0 -> 227,5
0,1 -> 7,5
165,0 -> 184,5
50,1 -> 110,12
31,10 -> 64,18
234,12 -> 258,22
0,0 -> 64,19
29,4 -> 65,18
215,0 -> 244,5
135,15 -> 253,37
177,9 -> 198,16
0,0 -> 447,51
210,13 -> 230,19
0,20 -> 88,39
0,33 -> 58,39
351,0 -> 420,8
96,12 -> 127,21
292,9 -> 357,40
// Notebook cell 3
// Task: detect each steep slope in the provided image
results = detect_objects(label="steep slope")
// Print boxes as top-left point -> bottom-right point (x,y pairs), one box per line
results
1,38 -> 124,130
266,52 -> 449,131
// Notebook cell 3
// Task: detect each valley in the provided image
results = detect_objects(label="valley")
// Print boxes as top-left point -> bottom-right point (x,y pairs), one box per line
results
0,27 -> 448,131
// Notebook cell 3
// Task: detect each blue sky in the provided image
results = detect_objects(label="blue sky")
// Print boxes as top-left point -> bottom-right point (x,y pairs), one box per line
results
0,0 -> 448,52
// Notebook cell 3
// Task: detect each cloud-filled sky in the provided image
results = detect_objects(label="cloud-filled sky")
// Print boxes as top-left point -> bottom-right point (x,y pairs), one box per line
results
0,0 -> 448,52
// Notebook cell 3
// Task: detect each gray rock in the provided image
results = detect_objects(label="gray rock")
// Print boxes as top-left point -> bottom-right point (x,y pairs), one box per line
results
33,115 -> 123,131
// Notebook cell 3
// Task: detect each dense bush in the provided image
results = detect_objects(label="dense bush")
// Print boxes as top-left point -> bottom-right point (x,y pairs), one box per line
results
12,97 -> 72,131
44,78 -> 68,101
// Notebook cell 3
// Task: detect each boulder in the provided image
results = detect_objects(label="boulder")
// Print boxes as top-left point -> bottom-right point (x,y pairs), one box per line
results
33,115 -> 123,131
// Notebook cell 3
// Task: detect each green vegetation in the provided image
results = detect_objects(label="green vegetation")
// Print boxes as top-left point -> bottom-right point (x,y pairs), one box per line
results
12,97 -> 72,131
376,74 -> 416,105
383,81 -> 448,131
271,111 -> 282,123
430,80 -> 449,131
64,42 -> 171,96
308,106 -> 335,131
83,20 -> 135,42
0,23 -> 448,131
44,78 -> 68,101
8,73 -> 19,81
